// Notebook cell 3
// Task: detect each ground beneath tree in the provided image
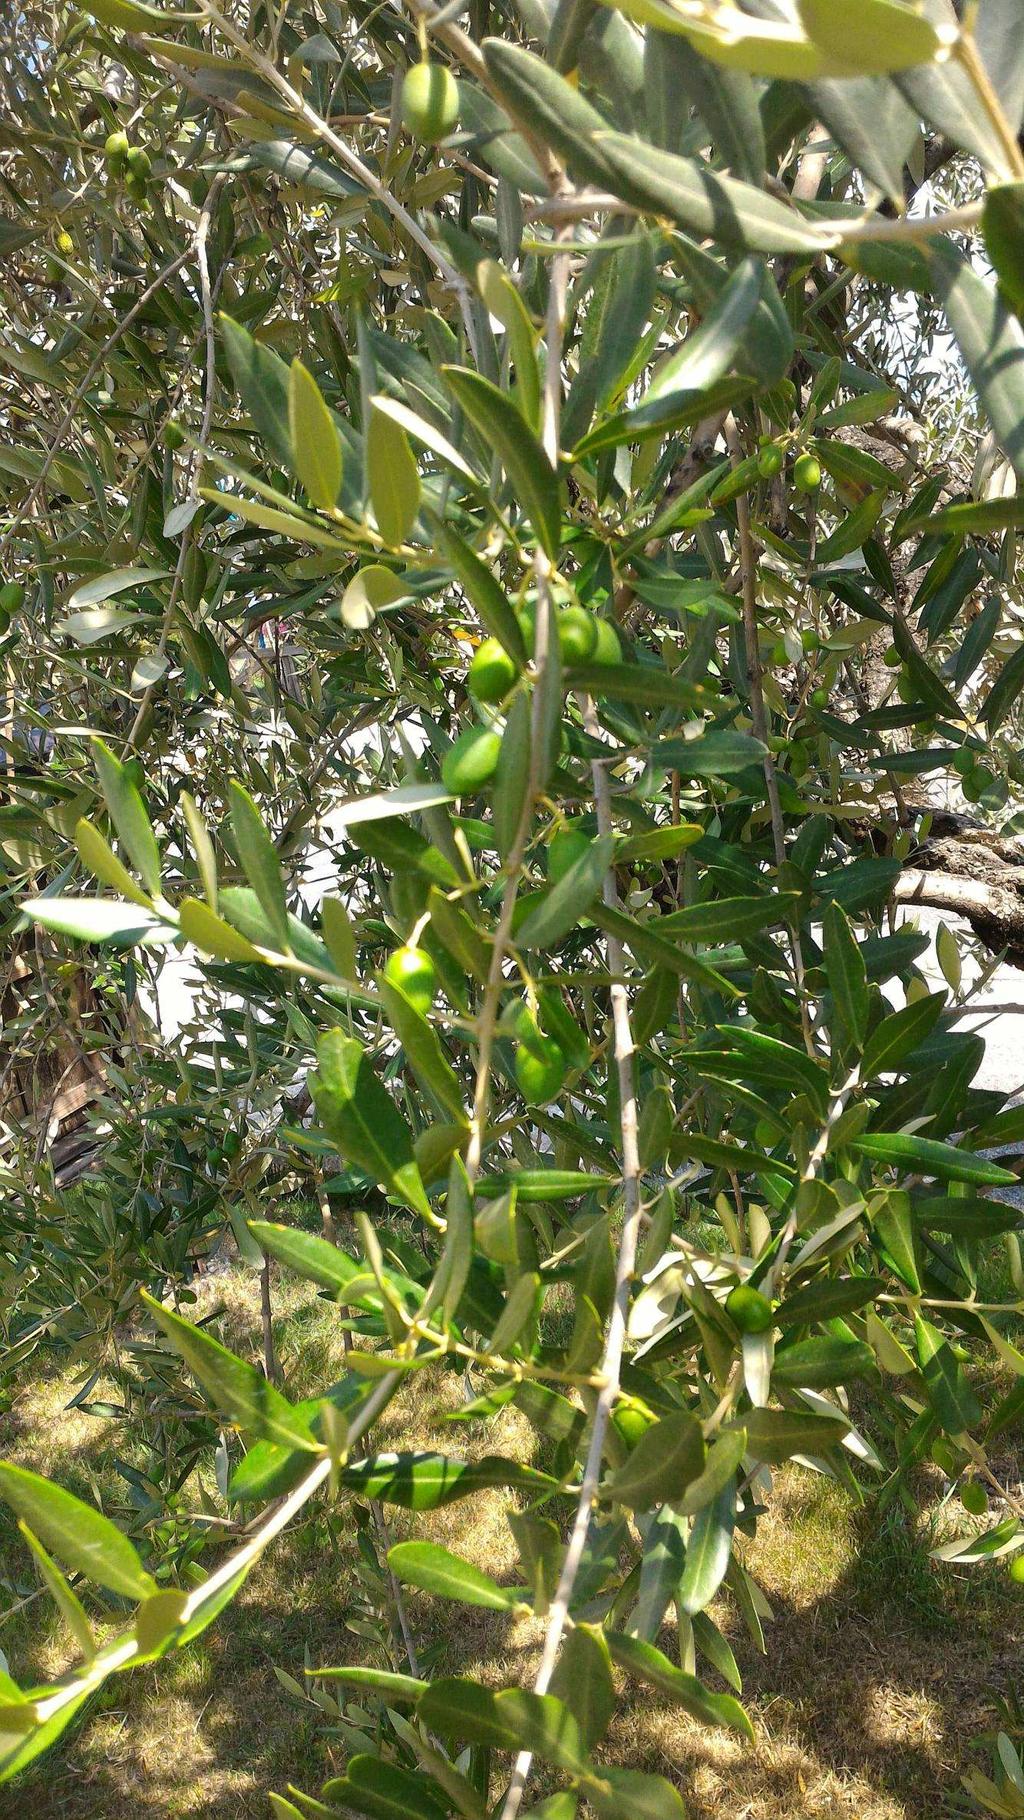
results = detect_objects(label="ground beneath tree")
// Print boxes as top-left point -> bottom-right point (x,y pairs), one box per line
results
2,1262 -> 1023,1820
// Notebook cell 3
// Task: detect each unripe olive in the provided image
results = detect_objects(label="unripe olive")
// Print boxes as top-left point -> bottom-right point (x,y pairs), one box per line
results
725,1283 -> 774,1334
441,725 -> 501,794
401,61 -> 459,145
104,129 -> 130,170
548,822 -> 590,884
125,145 -> 151,178
882,643 -> 902,667
55,230 -> 74,258
757,443 -> 784,479
793,452 -> 821,493
1009,1554 -> 1024,1584
384,944 -> 437,1014
514,1033 -> 567,1105
556,605 -> 599,664
222,1130 -> 242,1162
164,416 -> 187,452
468,636 -> 517,703
0,582 -> 25,615
590,616 -> 622,666
960,1481 -> 988,1516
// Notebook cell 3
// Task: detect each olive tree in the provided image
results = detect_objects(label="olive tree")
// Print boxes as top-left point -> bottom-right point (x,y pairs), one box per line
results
3,0 -> 1024,1814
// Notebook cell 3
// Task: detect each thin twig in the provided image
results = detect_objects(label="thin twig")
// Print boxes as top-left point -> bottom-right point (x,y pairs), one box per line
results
498,713 -> 645,1820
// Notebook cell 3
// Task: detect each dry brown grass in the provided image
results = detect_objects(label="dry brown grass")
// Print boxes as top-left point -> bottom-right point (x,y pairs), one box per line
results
1,1262 -> 1022,1819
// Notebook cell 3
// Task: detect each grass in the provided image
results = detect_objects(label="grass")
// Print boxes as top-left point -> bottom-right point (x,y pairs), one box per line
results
1,1258 -> 1023,1820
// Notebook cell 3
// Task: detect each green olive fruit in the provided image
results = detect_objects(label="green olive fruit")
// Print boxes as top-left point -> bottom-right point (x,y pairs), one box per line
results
952,747 -> 974,777
556,604 -> 599,664
164,416 -> 186,452
0,582 -> 25,614
514,1033 -> 567,1105
126,172 -> 149,204
54,230 -> 74,258
757,443 -> 784,478
810,686 -> 829,709
126,145 -> 151,178
104,129 -> 130,169
384,943 -> 438,1014
800,627 -> 819,653
962,765 -> 994,803
441,725 -> 502,794
725,1284 -> 774,1334
469,636 -> 517,703
548,822 -> 590,884
401,61 -> 459,145
793,452 -> 822,493
590,616 -> 622,666
1009,1554 -> 1024,1584
882,643 -> 902,667
0,611 -> 10,636
516,604 -> 537,656
222,1130 -> 242,1162
612,1401 -> 656,1450
960,1481 -> 988,1516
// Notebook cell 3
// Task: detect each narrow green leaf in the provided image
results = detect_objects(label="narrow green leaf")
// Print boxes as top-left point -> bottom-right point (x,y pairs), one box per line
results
0,1463 -> 155,1601
861,991 -> 946,1076
418,1680 -> 588,1775
92,739 -> 161,895
380,979 -> 467,1123
516,833 -> 613,948
730,1407 -> 849,1463
932,241 -> 1024,481
822,901 -> 868,1049
389,1541 -> 524,1610
288,359 -> 342,510
219,314 -> 292,468
179,898 -> 264,963
74,819 -> 153,909
443,366 -> 561,558
19,1523 -> 96,1657
435,519 -> 528,662
324,1755 -> 447,1820
851,1132 -> 1017,1186
140,1291 -> 320,1451
605,1629 -> 753,1737
915,1313 -> 982,1434
677,1480 -> 735,1615
312,1031 -> 433,1219
608,1410 -> 706,1510
228,783 -> 290,953
550,1624 -> 615,1748
798,0 -> 941,74
367,403 -> 420,547
22,898 -> 164,945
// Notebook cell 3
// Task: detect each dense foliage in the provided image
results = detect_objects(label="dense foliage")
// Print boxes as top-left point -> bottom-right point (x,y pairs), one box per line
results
4,0 -> 1024,1813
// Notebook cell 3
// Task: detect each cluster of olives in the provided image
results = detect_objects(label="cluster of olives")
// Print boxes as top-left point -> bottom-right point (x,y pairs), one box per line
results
469,603 -> 621,707
104,129 -> 153,204
203,1128 -> 242,1174
756,438 -> 821,493
0,581 -> 24,636
401,59 -> 459,145
445,606 -> 621,796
